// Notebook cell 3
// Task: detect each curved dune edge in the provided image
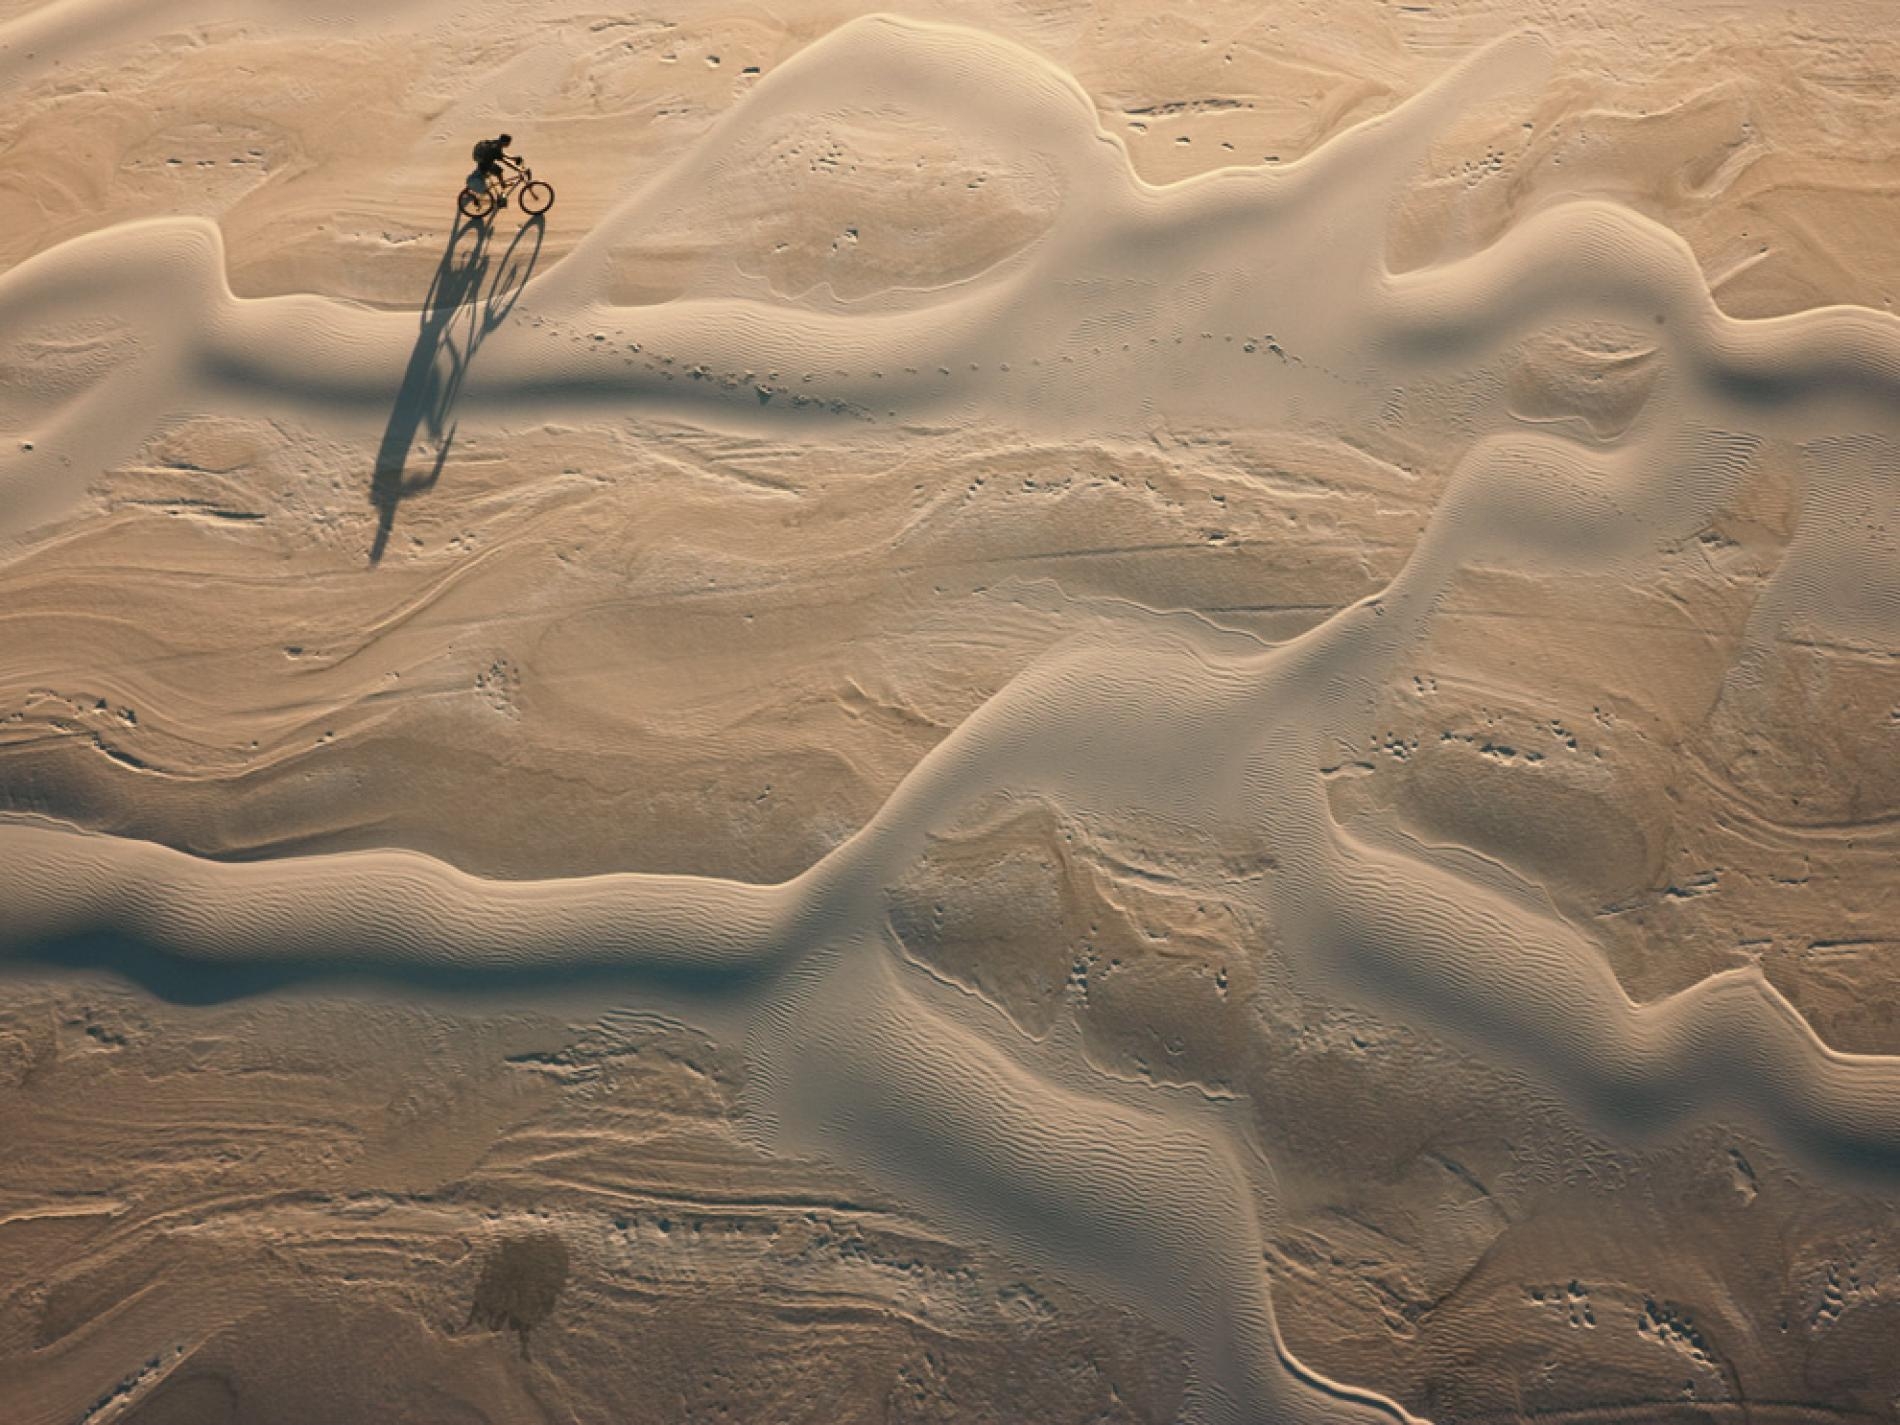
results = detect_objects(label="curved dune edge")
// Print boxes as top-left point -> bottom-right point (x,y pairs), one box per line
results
4,16 -> 1900,1423
8,19 -> 1896,546
5,409 -> 1900,1419
0,22 -> 1892,554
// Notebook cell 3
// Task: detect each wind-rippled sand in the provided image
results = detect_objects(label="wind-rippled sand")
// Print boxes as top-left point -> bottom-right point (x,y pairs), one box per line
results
2,2 -> 1898,1421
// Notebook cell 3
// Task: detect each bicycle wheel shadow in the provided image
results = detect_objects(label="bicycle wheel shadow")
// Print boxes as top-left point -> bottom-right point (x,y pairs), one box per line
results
368,211 -> 546,566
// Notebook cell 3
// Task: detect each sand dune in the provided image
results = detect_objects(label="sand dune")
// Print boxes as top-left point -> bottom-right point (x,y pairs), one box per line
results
3,4 -> 1899,1422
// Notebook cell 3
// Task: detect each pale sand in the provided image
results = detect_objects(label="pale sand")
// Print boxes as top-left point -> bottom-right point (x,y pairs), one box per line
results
2,3 -> 1899,1422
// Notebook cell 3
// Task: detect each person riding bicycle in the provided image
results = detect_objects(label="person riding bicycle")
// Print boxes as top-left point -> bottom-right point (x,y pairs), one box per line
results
469,133 -> 519,196
457,133 -> 553,219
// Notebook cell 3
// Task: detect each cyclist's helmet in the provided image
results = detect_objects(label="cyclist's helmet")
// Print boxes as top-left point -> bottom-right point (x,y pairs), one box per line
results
499,133 -> 513,145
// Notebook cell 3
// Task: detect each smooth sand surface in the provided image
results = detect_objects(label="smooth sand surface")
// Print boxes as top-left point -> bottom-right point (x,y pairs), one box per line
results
3,3 -> 1899,1421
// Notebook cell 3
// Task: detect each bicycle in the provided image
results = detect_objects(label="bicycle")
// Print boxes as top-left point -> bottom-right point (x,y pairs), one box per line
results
458,159 -> 554,220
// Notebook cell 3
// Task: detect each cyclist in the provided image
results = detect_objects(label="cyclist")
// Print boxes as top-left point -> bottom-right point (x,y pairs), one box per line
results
457,134 -> 553,220
469,133 -> 519,196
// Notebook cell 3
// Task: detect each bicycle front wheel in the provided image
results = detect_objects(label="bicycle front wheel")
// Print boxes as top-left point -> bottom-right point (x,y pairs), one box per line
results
457,186 -> 496,220
519,180 -> 555,215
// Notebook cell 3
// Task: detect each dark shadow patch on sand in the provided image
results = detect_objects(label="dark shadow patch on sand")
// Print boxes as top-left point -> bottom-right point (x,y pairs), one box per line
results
2,927 -> 761,1005
467,1233 -> 569,1358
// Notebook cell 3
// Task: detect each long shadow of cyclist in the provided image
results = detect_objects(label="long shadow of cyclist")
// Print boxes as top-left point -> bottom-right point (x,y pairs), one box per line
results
369,212 -> 545,566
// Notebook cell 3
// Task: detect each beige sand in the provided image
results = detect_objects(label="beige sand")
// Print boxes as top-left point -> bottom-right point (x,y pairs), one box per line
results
2,2 -> 1899,1421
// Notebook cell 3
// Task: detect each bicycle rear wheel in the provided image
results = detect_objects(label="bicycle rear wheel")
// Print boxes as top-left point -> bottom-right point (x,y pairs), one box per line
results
519,180 -> 554,215
458,186 -> 496,220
